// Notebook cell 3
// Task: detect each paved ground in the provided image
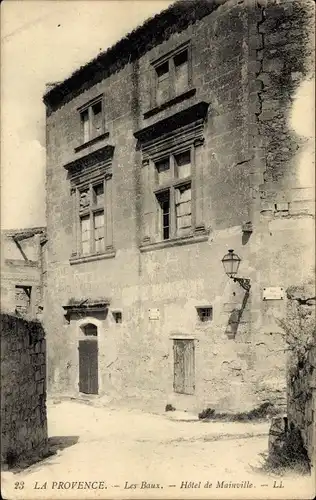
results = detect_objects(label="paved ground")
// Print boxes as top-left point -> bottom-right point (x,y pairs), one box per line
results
1,400 -> 314,500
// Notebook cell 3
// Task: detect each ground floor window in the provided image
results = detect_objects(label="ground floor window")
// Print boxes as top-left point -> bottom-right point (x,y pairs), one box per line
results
173,339 -> 195,394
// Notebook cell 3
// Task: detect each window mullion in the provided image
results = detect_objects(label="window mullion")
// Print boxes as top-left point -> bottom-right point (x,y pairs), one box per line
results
170,154 -> 176,238
170,185 -> 176,239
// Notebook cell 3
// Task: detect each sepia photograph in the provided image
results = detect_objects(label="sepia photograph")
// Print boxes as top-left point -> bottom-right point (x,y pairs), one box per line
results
1,0 -> 315,499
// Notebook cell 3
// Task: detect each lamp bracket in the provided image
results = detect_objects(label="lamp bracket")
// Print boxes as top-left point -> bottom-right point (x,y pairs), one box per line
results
232,277 -> 251,292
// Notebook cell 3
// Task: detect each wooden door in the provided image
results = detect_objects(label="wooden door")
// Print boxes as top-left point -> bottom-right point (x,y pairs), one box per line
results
173,339 -> 195,395
78,340 -> 98,394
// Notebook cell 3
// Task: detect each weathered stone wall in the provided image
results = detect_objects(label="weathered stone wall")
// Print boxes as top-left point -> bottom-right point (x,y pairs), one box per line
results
1,314 -> 47,465
286,285 -> 316,470
44,0 -> 315,413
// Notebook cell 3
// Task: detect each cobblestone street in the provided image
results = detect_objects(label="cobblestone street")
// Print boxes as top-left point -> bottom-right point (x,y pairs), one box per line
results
2,400 -> 313,499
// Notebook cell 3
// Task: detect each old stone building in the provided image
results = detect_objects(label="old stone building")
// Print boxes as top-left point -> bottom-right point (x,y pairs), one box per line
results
1,227 -> 47,320
43,0 -> 315,412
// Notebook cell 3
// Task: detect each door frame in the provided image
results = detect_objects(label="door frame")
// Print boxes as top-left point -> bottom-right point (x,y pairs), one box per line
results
76,317 -> 103,395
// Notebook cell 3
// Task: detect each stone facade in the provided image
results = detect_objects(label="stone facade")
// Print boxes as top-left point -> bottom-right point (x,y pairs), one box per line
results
1,227 -> 47,320
43,0 -> 315,412
1,314 -> 47,465
286,285 -> 316,471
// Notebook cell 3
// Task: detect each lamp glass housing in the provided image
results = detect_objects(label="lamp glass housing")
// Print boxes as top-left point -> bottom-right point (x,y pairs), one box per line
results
221,249 -> 241,278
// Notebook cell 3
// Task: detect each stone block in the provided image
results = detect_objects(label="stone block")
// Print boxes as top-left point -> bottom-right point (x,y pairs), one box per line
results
249,79 -> 264,93
40,365 -> 46,379
258,109 -> 278,121
249,34 -> 263,50
264,5 -> 293,19
261,99 -> 280,112
37,382 -> 44,395
256,72 -> 273,88
249,60 -> 262,75
262,58 -> 284,73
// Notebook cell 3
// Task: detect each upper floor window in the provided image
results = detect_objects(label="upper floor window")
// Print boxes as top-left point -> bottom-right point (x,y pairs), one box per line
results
80,97 -> 104,144
78,181 -> 105,256
154,149 -> 192,241
153,44 -> 191,107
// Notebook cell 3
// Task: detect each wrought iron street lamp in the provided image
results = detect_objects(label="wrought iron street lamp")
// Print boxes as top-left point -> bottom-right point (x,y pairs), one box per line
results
221,249 -> 251,292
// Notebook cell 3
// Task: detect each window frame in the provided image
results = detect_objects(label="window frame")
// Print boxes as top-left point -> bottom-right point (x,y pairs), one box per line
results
153,145 -> 194,241
196,306 -> 213,323
76,179 -> 106,257
78,95 -> 105,146
151,42 -> 192,108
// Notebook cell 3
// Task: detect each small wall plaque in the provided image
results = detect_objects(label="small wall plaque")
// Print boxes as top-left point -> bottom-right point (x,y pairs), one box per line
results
263,287 -> 285,301
148,308 -> 160,320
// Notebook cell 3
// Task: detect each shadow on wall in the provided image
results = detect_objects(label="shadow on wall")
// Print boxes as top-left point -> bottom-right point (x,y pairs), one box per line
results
5,436 -> 79,473
225,291 -> 250,339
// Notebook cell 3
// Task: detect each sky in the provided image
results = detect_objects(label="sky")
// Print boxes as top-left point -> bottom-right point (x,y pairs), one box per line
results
1,0 -> 172,230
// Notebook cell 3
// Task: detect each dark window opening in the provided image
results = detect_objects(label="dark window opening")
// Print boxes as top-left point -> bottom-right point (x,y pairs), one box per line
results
157,191 -> 170,240
113,311 -> 122,324
82,323 -> 98,336
15,285 -> 32,316
196,306 -> 213,322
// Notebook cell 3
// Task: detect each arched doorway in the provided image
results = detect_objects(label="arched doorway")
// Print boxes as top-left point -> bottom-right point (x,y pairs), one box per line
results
78,323 -> 98,395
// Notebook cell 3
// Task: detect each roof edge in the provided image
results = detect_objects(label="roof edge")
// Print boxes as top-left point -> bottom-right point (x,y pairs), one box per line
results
2,226 -> 46,238
43,0 -> 223,114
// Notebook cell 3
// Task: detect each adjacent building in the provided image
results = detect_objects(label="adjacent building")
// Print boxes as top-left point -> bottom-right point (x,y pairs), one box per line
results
1,227 -> 47,320
43,0 -> 315,412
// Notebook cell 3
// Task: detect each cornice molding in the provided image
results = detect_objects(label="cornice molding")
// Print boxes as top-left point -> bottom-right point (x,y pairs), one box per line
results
134,102 -> 209,146
64,145 -> 115,187
64,145 -> 114,173
135,102 -> 209,161
43,2 -> 221,113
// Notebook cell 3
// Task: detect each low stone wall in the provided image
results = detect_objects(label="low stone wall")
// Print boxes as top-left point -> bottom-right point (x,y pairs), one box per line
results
1,313 -> 48,465
286,286 -> 316,471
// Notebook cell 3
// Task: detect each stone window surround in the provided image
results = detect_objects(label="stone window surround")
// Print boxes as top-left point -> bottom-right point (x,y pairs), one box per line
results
64,146 -> 115,265
135,102 -> 210,252
76,94 -> 107,152
70,174 -> 115,265
153,147 -> 193,241
150,40 -> 193,110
